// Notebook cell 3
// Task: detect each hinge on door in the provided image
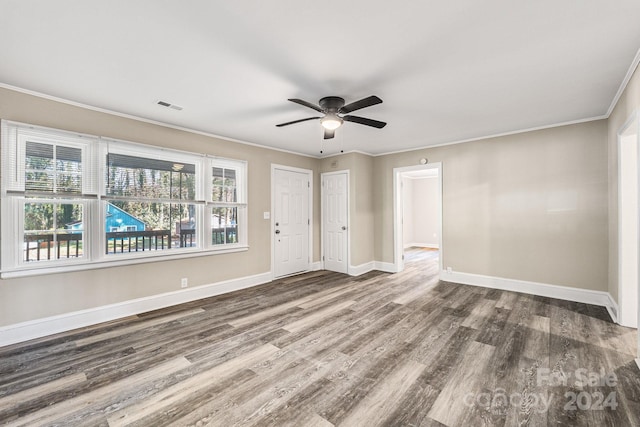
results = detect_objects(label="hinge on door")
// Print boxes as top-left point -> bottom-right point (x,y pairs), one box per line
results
308,219 -> 310,225
402,254 -> 405,260
323,256 -> 325,261
308,181 -> 310,187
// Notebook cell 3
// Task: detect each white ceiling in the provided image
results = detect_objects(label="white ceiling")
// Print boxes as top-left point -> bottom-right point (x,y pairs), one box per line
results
1,1 -> 639,157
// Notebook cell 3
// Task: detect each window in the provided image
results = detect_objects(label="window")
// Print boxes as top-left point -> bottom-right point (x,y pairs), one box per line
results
1,121 -> 248,276
104,150 -> 199,255
209,161 -> 246,246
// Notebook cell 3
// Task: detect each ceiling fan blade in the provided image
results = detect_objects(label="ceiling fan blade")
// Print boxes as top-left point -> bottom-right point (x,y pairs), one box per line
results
276,117 -> 320,127
324,128 -> 335,139
343,115 -> 387,129
339,95 -> 383,114
288,98 -> 324,113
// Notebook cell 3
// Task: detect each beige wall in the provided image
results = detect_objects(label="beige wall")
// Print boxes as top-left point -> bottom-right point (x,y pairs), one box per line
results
607,65 -> 640,302
1,66 -> 633,329
319,152 -> 375,267
374,120 -> 609,291
409,177 -> 439,247
0,87 -> 322,326
402,177 -> 414,245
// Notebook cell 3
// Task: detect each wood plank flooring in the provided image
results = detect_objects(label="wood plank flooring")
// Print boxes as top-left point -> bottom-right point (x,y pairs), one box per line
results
1,248 -> 639,426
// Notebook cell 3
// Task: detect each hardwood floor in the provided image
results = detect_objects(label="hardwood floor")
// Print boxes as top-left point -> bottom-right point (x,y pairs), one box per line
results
1,248 -> 639,426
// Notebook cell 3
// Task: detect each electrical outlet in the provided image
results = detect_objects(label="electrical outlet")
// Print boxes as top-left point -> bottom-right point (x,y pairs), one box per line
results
446,267 -> 452,274
181,278 -> 188,288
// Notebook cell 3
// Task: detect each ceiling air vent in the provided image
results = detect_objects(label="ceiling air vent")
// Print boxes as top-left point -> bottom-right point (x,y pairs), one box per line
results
156,100 -> 183,111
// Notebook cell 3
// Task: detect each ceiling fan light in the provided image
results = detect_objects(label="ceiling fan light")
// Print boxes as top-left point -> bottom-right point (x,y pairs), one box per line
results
321,115 -> 343,130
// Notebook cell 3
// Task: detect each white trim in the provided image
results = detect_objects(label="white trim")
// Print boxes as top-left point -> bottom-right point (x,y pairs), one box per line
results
270,164 -> 313,279
0,82 -> 618,160
606,47 -> 640,117
441,270 -> 616,313
1,246 -> 249,279
311,261 -> 323,271
371,116 -> 607,157
0,271 -> 271,348
636,359 -> 640,371
606,293 -> 619,323
617,110 -> 640,328
0,83 -> 319,159
349,261 -> 375,276
393,163 -> 443,274
374,261 -> 399,273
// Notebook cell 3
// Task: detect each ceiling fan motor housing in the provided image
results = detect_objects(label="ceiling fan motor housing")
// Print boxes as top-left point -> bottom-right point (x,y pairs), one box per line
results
319,96 -> 345,113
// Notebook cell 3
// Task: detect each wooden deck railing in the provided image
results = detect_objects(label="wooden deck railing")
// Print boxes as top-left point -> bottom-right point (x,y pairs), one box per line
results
24,227 -> 238,261
24,233 -> 83,261
106,230 -> 172,254
212,227 -> 237,244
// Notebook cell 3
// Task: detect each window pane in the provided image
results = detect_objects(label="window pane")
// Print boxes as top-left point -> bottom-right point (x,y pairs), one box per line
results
105,201 -> 197,254
24,202 -> 84,262
212,167 -> 237,202
212,207 -> 238,245
106,154 -> 195,200
25,142 -> 82,193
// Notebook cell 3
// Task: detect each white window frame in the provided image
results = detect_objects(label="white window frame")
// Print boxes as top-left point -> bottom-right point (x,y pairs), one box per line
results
207,158 -> 248,248
1,120 -> 249,278
100,139 -> 206,260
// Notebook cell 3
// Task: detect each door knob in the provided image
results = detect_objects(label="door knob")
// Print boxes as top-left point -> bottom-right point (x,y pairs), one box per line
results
275,230 -> 281,234
342,226 -> 347,230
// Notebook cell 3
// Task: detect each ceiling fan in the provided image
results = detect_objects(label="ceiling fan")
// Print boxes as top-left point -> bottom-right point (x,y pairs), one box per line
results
276,95 -> 386,139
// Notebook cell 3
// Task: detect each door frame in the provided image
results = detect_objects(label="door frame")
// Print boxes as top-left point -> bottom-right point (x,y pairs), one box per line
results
617,110 -> 640,330
320,169 -> 350,273
393,162 -> 443,273
271,164 -> 313,279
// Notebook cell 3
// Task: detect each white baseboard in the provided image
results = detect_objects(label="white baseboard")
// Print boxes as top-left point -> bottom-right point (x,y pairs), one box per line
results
0,271 -> 272,348
349,261 -> 376,276
311,261 -> 323,271
404,242 -> 439,249
375,261 -> 399,273
441,270 -> 616,313
636,359 -> 640,371
606,294 -> 619,323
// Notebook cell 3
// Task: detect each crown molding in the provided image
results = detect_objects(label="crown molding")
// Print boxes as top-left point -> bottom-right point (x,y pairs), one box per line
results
0,83 -> 321,159
606,47 -> 640,118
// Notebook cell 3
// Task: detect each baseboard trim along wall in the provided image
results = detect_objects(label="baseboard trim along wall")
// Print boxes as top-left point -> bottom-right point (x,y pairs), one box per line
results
606,294 -> 619,324
348,261 -> 399,276
2,265 -> 621,347
311,261 -> 324,271
441,270 -> 618,318
375,261 -> 399,274
0,271 -> 272,348
349,262 -> 376,276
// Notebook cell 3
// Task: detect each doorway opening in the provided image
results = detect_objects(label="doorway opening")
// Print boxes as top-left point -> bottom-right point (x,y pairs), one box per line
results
393,163 -> 442,274
618,113 -> 639,331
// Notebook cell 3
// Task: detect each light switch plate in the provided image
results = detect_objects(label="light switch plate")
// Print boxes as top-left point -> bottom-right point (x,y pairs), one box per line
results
263,212 -> 270,220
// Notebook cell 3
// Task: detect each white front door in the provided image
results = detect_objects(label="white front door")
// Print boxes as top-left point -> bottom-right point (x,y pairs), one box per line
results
274,168 -> 310,278
322,171 -> 348,274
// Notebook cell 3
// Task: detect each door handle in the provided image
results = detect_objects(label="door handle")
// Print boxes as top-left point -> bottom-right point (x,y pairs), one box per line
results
342,226 -> 347,230
275,230 -> 281,234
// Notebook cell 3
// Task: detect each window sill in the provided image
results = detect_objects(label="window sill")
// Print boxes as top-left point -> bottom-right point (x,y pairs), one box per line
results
0,245 -> 249,279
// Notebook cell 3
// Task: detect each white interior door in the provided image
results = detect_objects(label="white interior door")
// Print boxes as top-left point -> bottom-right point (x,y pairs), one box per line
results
274,168 -> 310,278
322,172 -> 348,274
